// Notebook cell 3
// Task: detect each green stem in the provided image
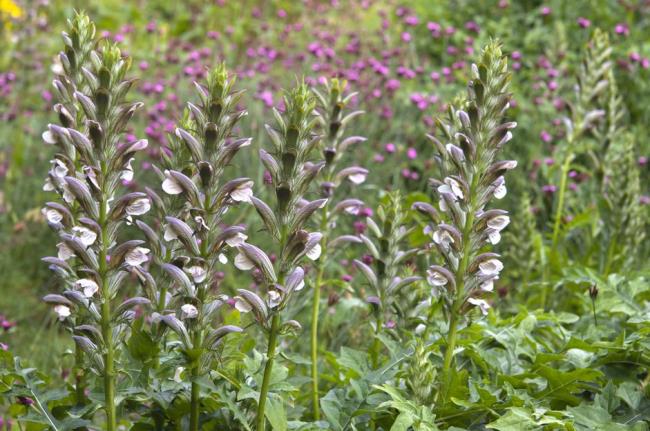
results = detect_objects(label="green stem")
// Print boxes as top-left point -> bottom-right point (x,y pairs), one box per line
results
189,332 -> 201,431
98,190 -> 116,431
311,264 -> 323,420
440,309 -> 459,401
256,313 -> 280,431
539,241 -> 549,310
310,209 -> 329,420
371,313 -> 383,369
551,153 -> 574,248
590,297 -> 598,327
603,235 -> 617,276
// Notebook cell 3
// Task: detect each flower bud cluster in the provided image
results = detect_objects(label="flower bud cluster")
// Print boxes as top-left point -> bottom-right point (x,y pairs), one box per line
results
355,192 -> 420,327
234,83 -> 324,329
310,78 -> 369,249
41,16 -> 151,426
141,64 -> 249,369
43,20 -> 152,364
415,41 -> 517,317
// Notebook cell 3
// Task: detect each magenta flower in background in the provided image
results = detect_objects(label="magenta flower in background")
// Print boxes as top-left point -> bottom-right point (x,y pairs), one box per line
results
542,184 -> 557,194
614,23 -> 629,36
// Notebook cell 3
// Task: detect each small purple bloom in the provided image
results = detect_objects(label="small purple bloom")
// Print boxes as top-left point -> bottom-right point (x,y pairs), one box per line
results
542,184 -> 557,194
614,23 -> 629,36
404,15 -> 419,26
407,148 -> 417,160
577,17 -> 591,28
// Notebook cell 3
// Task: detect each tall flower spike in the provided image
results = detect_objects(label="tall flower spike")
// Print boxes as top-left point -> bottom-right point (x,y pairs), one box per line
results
550,29 -> 611,249
308,78 -> 366,418
594,63 -> 645,274
601,132 -> 646,273
354,191 -> 420,368
236,81 -> 324,431
414,41 -> 516,406
41,11 -> 97,407
42,19 -> 150,430
143,64 -> 248,431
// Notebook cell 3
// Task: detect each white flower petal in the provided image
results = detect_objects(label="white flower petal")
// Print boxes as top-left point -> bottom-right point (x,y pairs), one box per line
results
75,278 -> 99,297
72,226 -> 97,247
162,171 -> 183,195
43,178 -> 55,192
478,259 -> 503,277
432,229 -> 454,250
480,279 -> 495,292
180,303 -> 198,319
234,297 -> 252,313
426,269 -> 448,286
125,247 -> 150,267
126,197 -> 151,216
51,160 -> 68,178
487,215 -> 510,231
268,290 -> 281,307
54,304 -> 71,320
120,158 -> 135,182
494,184 -> 507,199
42,130 -> 56,144
348,173 -> 367,185
186,266 -> 207,284
306,243 -> 322,261
173,366 -> 185,383
163,225 -> 178,242
468,297 -> 490,315
234,252 -> 255,271
43,208 -> 63,224
225,232 -> 248,247
487,230 -> 501,245
57,242 -> 75,260
230,181 -> 254,203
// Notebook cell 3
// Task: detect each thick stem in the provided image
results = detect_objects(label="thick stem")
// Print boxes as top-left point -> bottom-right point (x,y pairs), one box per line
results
189,333 -> 201,431
310,264 -> 323,420
256,313 -> 280,431
440,310 -> 459,400
98,192 -> 116,431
